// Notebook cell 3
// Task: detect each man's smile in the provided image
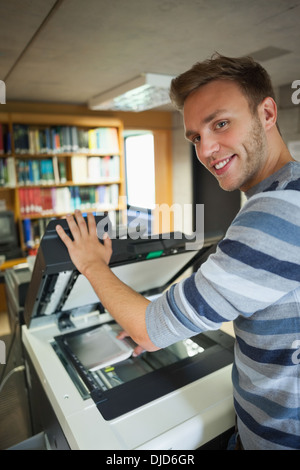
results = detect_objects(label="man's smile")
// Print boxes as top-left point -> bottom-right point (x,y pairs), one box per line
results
211,154 -> 236,173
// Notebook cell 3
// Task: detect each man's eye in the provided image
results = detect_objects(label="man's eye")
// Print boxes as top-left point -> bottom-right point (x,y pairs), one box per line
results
193,135 -> 201,144
216,121 -> 228,129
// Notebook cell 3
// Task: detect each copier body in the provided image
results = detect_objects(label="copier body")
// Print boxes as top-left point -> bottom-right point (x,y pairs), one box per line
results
22,218 -> 235,450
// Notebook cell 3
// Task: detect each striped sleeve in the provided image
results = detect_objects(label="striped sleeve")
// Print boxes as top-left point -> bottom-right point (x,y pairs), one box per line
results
146,189 -> 300,348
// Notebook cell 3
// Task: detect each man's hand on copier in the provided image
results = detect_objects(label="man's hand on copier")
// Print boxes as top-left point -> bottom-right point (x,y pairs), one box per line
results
56,210 -> 113,273
117,330 -> 146,357
56,210 -> 160,353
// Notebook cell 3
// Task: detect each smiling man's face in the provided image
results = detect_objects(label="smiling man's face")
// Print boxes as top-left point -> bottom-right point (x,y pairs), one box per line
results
184,79 -> 268,192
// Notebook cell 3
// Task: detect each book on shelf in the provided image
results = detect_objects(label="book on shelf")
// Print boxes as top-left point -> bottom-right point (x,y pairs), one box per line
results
0,157 -> 16,187
13,124 -> 29,154
18,184 -> 119,216
12,124 -> 120,155
0,123 -> 11,154
0,158 -> 6,186
0,123 -> 3,155
58,159 -> 67,182
100,155 -> 117,180
71,155 -> 88,183
23,217 -> 52,249
7,157 -> 16,186
52,156 -> 68,184
52,155 -> 60,184
17,158 -> 58,185
87,127 -> 119,154
71,154 -> 120,183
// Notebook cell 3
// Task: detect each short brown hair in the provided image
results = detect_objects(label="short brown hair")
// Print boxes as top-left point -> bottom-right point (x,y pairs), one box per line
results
169,53 -> 276,114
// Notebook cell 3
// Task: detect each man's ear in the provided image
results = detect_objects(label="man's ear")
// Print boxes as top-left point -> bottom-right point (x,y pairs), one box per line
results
258,97 -> 277,131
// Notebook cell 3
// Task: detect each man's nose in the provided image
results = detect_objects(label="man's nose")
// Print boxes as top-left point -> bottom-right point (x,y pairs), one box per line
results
198,136 -> 220,160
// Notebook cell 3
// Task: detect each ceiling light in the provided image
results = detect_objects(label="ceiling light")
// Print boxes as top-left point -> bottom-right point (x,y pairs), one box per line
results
88,73 -> 175,112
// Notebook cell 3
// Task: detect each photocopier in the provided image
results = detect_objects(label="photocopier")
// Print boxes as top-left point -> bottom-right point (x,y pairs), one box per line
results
22,217 -> 235,450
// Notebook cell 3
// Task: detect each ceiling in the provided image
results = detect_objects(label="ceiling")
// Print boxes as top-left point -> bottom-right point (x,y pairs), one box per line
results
1,0 -> 300,111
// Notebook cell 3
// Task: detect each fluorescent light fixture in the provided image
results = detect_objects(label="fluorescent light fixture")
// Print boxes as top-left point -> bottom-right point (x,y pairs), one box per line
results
88,73 -> 175,112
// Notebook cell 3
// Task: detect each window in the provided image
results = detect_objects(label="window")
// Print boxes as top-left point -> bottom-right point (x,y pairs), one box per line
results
124,128 -> 173,235
124,132 -> 155,209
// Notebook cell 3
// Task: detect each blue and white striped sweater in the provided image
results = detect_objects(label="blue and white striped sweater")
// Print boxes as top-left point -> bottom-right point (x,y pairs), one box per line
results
146,161 -> 300,450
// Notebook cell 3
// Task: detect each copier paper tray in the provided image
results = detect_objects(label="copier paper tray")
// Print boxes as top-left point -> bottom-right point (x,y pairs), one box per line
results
24,216 -> 234,421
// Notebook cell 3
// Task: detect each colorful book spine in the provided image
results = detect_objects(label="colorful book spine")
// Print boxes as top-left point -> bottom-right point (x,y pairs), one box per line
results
0,124 -> 11,154
12,125 -> 120,155
17,158 -> 56,185
71,155 -> 120,183
0,157 -> 16,186
22,217 -> 52,249
18,185 -> 119,216
0,158 -> 5,186
23,218 -> 33,248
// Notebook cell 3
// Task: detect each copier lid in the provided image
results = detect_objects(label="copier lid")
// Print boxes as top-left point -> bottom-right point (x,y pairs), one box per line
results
24,216 -> 221,327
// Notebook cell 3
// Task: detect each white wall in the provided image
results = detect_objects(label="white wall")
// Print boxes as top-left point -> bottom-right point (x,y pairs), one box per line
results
171,111 -> 193,235
277,83 -> 300,161
278,106 -> 300,161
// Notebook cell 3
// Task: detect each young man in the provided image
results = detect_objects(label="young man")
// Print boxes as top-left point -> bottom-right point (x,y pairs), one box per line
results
56,54 -> 300,450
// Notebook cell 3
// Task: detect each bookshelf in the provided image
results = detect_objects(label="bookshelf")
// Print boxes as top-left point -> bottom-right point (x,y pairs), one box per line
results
0,113 -> 125,254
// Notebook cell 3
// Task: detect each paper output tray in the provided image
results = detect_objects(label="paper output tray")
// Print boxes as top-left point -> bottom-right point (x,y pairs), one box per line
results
53,323 -> 234,421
